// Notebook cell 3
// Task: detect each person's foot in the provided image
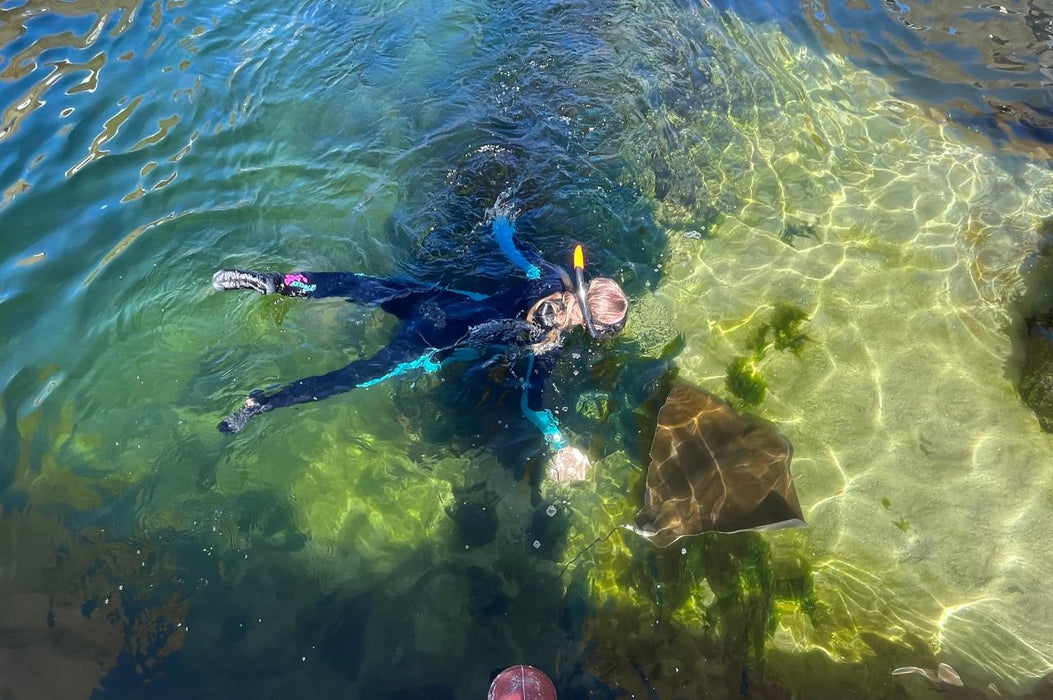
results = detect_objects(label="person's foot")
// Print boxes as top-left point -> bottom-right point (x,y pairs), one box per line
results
212,270 -> 280,295
218,396 -> 267,433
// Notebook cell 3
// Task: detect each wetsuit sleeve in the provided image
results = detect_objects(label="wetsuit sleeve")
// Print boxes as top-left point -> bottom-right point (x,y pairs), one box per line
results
492,215 -> 543,281
519,353 -> 569,451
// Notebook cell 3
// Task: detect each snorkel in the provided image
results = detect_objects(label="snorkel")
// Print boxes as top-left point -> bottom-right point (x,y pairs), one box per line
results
573,244 -> 601,339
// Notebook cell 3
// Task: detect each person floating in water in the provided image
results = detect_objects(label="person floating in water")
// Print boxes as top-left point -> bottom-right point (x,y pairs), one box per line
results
211,204 -> 629,482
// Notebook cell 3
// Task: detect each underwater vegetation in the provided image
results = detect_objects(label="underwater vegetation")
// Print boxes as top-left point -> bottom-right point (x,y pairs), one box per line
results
725,303 -> 811,406
567,525 -> 817,699
1018,314 -> 1053,427
780,219 -> 819,247
749,303 -> 811,359
726,356 -> 768,407
1006,217 -> 1053,432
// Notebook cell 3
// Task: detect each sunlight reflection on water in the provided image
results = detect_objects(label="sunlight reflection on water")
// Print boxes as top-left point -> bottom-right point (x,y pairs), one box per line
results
1,0 -> 1052,697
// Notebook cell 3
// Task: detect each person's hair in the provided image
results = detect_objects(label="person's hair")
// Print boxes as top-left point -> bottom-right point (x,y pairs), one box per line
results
566,277 -> 629,333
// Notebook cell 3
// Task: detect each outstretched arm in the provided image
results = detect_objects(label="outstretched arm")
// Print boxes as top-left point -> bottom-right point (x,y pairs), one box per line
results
492,214 -> 543,281
219,339 -> 438,433
519,353 -> 591,484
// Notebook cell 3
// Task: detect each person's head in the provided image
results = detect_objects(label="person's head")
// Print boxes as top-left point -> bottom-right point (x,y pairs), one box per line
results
526,277 -> 629,340
566,277 -> 629,338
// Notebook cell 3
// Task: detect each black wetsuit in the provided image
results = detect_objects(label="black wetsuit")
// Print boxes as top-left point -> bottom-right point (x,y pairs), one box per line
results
220,215 -> 572,449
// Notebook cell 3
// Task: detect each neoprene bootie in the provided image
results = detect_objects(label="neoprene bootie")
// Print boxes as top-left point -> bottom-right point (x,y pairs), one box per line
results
212,269 -> 281,295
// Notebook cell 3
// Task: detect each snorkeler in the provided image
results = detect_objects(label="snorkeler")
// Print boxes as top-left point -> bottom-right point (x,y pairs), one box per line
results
211,205 -> 629,482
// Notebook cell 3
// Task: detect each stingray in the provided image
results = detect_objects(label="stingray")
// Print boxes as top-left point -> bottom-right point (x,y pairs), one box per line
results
628,383 -> 805,547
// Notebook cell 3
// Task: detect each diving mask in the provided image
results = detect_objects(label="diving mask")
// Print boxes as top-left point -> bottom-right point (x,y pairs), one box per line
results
534,296 -> 565,331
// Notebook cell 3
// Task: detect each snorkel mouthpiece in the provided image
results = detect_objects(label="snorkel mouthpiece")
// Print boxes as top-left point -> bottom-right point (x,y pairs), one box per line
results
573,244 -> 601,339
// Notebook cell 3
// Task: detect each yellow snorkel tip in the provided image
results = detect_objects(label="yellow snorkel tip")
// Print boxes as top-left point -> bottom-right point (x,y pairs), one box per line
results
573,244 -> 585,271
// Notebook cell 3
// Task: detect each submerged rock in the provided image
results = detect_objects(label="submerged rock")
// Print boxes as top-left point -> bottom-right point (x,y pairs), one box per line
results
1019,315 -> 1053,432
621,293 -> 683,360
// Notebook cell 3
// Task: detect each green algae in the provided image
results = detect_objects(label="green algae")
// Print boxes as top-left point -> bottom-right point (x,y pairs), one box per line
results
724,304 -> 811,405
562,519 -> 818,697
769,304 -> 811,356
781,219 -> 819,247
726,355 -> 768,406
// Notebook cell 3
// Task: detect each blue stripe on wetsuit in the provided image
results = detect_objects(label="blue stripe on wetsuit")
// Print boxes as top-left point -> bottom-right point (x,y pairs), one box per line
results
356,345 -> 567,452
493,215 -> 542,280
356,347 -> 483,389
356,351 -> 443,388
493,216 -> 566,447
519,354 -> 568,451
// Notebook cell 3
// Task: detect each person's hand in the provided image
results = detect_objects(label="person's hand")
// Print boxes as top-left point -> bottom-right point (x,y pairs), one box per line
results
546,446 -> 591,485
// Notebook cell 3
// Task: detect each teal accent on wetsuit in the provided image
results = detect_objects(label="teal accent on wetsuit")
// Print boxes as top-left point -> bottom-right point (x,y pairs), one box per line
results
356,347 -> 483,389
357,351 -> 442,388
493,215 -> 542,280
355,342 -> 564,450
520,354 -> 568,450
447,287 -> 489,301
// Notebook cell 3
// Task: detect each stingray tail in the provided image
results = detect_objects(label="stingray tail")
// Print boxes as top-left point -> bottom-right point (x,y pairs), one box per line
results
560,524 -> 625,577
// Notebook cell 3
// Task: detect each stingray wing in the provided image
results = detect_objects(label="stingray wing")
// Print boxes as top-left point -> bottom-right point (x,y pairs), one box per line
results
635,384 -> 805,547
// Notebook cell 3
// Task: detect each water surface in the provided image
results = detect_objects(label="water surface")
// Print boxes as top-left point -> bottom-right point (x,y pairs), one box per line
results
1,0 -> 1052,698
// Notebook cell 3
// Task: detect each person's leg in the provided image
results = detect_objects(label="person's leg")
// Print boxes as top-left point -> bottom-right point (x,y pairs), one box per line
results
218,339 -> 438,433
212,269 -> 429,303
286,272 -> 429,302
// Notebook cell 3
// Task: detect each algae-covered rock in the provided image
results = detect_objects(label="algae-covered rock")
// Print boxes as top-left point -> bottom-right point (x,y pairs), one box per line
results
575,391 -> 613,423
1019,317 -> 1053,432
0,511 -> 188,698
623,293 -> 683,360
567,525 -> 816,699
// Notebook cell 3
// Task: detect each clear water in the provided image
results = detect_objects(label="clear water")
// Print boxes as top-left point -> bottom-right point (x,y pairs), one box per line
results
2,0 -> 1051,698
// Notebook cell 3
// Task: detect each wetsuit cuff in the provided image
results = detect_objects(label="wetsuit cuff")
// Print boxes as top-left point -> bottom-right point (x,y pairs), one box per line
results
546,432 -> 570,451
277,273 -> 317,297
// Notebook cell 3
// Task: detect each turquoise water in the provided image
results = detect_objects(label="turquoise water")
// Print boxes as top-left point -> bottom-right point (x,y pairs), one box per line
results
2,0 -> 1052,698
